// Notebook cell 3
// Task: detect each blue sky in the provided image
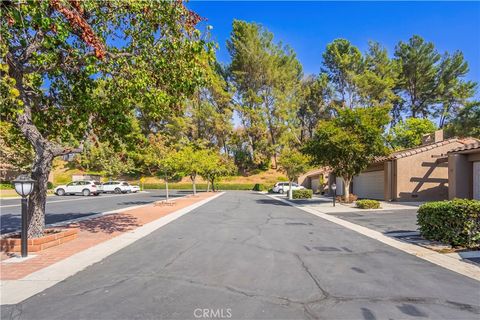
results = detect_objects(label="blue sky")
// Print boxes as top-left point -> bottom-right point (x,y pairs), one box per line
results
188,1 -> 480,85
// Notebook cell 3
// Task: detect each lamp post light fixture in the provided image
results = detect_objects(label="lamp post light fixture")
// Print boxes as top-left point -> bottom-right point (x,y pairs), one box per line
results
12,174 -> 35,257
331,182 -> 337,207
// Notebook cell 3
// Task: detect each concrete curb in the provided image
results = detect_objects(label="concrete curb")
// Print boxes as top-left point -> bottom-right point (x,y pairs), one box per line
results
0,192 -> 225,305
267,194 -> 480,282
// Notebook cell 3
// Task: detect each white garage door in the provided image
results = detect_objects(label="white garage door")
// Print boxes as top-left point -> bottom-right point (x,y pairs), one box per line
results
353,170 -> 384,200
474,162 -> 480,200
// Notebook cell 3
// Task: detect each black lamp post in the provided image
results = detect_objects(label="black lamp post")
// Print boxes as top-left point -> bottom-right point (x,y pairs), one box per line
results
331,183 -> 337,207
12,174 -> 35,257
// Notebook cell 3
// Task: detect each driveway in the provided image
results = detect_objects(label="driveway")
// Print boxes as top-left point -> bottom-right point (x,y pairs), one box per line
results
0,190 -> 188,234
2,191 -> 479,319
282,194 -> 420,234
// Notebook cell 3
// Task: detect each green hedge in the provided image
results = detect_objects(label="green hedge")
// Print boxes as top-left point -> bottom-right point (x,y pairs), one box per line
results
417,199 -> 480,248
142,183 -> 255,190
356,199 -> 381,209
0,182 -> 13,190
292,189 -> 313,199
1,182 -> 55,190
252,183 -> 267,191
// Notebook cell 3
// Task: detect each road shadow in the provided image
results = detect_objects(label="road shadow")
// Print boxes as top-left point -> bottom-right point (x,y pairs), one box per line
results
172,190 -> 206,194
1,212 -> 102,235
150,194 -> 183,198
117,201 -> 153,205
255,199 -> 290,206
0,214 -> 21,234
288,198 -> 332,205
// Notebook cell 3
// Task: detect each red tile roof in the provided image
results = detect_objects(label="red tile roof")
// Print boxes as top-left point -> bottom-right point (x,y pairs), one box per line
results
447,142 -> 480,154
374,138 -> 478,163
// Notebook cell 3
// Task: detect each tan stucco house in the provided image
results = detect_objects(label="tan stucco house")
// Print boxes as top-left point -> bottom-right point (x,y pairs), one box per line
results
353,132 -> 478,201
445,142 -> 480,200
300,131 -> 478,201
298,168 -> 331,194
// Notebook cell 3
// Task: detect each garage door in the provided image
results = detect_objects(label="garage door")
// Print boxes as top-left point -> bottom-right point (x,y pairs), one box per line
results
474,162 -> 480,200
310,176 -> 320,193
353,170 -> 384,200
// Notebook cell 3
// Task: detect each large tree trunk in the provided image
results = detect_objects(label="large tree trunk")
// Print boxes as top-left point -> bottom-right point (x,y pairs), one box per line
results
191,174 -> 197,195
16,105 -> 56,238
343,177 -> 351,202
288,180 -> 293,200
17,109 -> 85,238
27,152 -> 54,238
165,179 -> 169,202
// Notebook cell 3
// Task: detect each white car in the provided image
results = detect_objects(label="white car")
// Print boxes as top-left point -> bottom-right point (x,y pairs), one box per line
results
55,181 -> 102,196
130,185 -> 140,193
102,181 -> 131,194
272,182 -> 305,194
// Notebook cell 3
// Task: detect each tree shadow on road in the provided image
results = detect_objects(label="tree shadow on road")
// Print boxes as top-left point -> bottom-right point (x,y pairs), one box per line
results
73,214 -> 141,234
255,199 -> 290,206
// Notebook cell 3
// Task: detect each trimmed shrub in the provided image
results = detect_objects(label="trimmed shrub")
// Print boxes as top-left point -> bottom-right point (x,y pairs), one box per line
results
47,181 -> 54,189
252,183 -> 266,191
292,189 -> 313,199
356,199 -> 381,209
0,182 -> 13,190
417,199 -> 480,248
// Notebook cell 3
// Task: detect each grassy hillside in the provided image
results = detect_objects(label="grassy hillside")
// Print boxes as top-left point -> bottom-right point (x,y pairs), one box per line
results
50,160 -> 288,190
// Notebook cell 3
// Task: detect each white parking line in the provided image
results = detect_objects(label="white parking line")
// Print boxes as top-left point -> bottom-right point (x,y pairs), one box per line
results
0,192 -> 150,208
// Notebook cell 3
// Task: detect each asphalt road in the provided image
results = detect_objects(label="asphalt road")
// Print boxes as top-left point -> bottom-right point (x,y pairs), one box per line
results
0,190 -> 187,234
327,208 -> 420,234
2,191 -> 479,319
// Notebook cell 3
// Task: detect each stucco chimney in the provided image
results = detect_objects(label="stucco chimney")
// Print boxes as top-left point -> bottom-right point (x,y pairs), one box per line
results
421,129 -> 444,145
434,129 -> 444,143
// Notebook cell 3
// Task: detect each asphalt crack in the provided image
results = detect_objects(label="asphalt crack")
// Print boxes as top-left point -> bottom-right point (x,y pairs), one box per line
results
163,241 -> 200,268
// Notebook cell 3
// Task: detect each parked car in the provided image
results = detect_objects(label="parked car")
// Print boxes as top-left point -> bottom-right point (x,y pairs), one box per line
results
130,185 -> 141,193
54,181 -> 102,196
272,182 -> 305,194
102,181 -> 131,194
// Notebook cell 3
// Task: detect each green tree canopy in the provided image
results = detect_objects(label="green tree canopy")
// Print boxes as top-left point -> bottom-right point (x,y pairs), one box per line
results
227,20 -> 303,168
278,148 -> 311,199
304,106 -> 390,199
1,0 -> 212,237
199,150 -> 236,192
394,35 -> 476,122
444,101 -> 480,138
388,118 -> 437,149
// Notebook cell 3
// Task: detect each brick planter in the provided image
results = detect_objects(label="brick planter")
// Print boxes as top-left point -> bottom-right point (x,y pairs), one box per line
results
0,228 -> 78,253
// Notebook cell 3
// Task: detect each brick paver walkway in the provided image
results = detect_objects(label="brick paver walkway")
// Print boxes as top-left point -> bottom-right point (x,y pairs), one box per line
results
0,193 -> 215,280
